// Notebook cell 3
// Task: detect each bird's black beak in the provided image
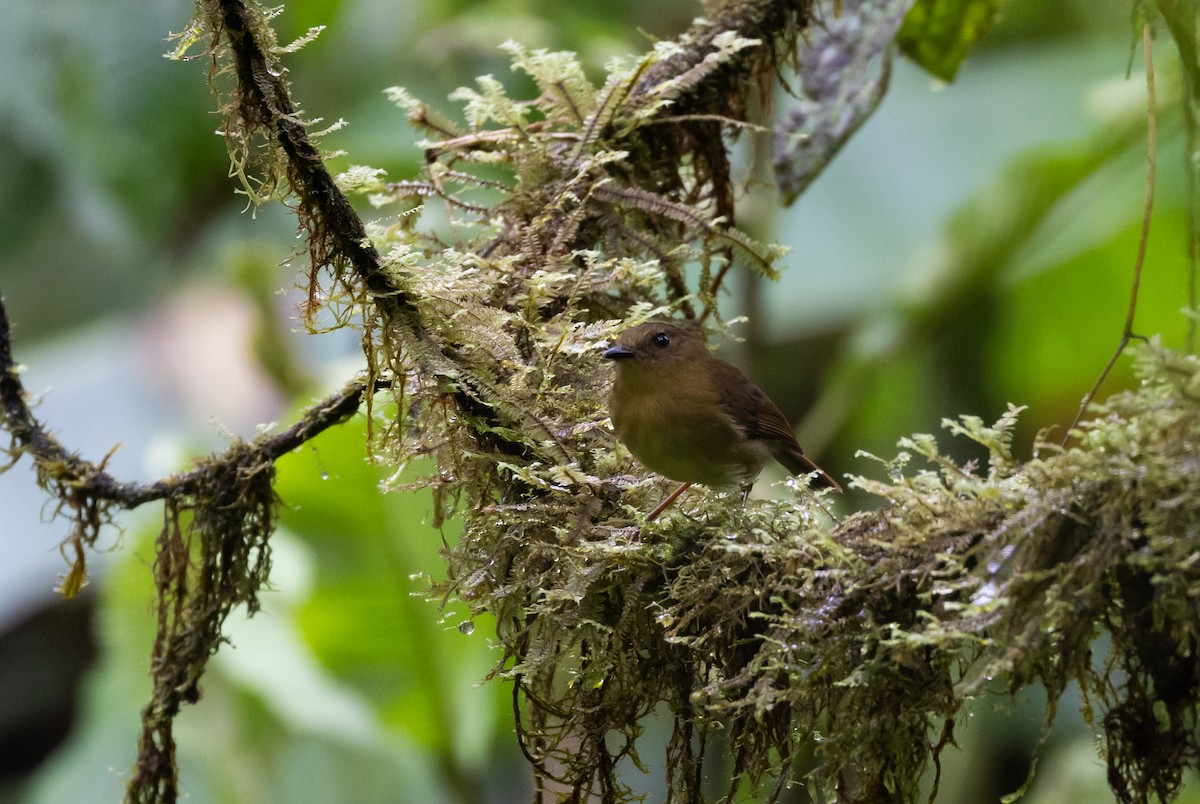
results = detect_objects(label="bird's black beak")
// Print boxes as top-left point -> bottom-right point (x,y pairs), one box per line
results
602,345 -> 634,360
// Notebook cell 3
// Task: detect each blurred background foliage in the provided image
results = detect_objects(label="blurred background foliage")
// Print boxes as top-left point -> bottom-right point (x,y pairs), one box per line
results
1,0 -> 1198,801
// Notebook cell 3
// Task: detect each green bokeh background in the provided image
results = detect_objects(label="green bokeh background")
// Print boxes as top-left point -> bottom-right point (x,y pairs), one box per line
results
2,0 -> 1198,801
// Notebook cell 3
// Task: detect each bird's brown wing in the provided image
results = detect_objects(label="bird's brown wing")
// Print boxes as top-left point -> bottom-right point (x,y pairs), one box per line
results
710,360 -> 801,444
712,361 -> 842,491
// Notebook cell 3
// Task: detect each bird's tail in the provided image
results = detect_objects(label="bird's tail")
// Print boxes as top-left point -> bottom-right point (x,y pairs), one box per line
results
774,446 -> 842,493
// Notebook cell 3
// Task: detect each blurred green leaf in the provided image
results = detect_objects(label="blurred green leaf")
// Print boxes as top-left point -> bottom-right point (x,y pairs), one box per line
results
807,115 -> 1148,466
898,0 -> 1004,81
274,415 -> 509,779
991,207 -> 1190,422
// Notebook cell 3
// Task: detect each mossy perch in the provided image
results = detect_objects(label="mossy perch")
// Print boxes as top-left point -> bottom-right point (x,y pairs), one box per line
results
440,340 -> 1200,803
1,0 -> 1197,802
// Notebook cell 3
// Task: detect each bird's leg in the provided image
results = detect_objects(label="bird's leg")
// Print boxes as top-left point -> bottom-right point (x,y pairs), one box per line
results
740,482 -> 753,502
646,482 -> 693,522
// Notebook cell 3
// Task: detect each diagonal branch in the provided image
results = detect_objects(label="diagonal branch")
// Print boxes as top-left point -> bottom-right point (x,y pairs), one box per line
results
211,0 -> 428,340
0,289 -> 374,513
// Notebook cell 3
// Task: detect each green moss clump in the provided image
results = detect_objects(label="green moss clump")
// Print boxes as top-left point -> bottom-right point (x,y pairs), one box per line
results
439,341 -> 1200,802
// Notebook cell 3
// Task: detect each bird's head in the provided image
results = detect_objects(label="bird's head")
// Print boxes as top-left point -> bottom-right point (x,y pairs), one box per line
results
602,322 -> 709,374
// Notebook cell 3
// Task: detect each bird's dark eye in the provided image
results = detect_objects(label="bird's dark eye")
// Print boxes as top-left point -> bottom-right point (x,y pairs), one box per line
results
653,332 -> 670,348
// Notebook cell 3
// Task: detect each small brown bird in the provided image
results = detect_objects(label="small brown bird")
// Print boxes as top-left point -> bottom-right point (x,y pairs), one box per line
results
603,321 -> 840,519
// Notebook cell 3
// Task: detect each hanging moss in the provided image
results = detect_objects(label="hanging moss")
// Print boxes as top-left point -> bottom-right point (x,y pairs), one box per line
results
127,442 -> 277,802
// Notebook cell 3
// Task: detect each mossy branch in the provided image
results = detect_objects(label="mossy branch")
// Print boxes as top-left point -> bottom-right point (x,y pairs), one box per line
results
0,288 -> 383,802
8,0 -> 1198,803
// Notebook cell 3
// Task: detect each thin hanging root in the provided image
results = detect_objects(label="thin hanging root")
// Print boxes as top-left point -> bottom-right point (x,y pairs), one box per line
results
1062,21 -> 1156,445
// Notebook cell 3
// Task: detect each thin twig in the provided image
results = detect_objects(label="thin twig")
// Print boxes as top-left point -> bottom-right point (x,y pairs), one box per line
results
1061,23 -> 1156,445
700,247 -> 736,325
1,287 -> 378,510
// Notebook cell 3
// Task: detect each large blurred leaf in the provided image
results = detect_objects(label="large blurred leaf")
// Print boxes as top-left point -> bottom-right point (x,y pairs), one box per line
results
804,118 -> 1148,463
898,0 -> 1004,81
799,57 -> 1176,492
990,204 -> 1190,422
274,414 -> 510,779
